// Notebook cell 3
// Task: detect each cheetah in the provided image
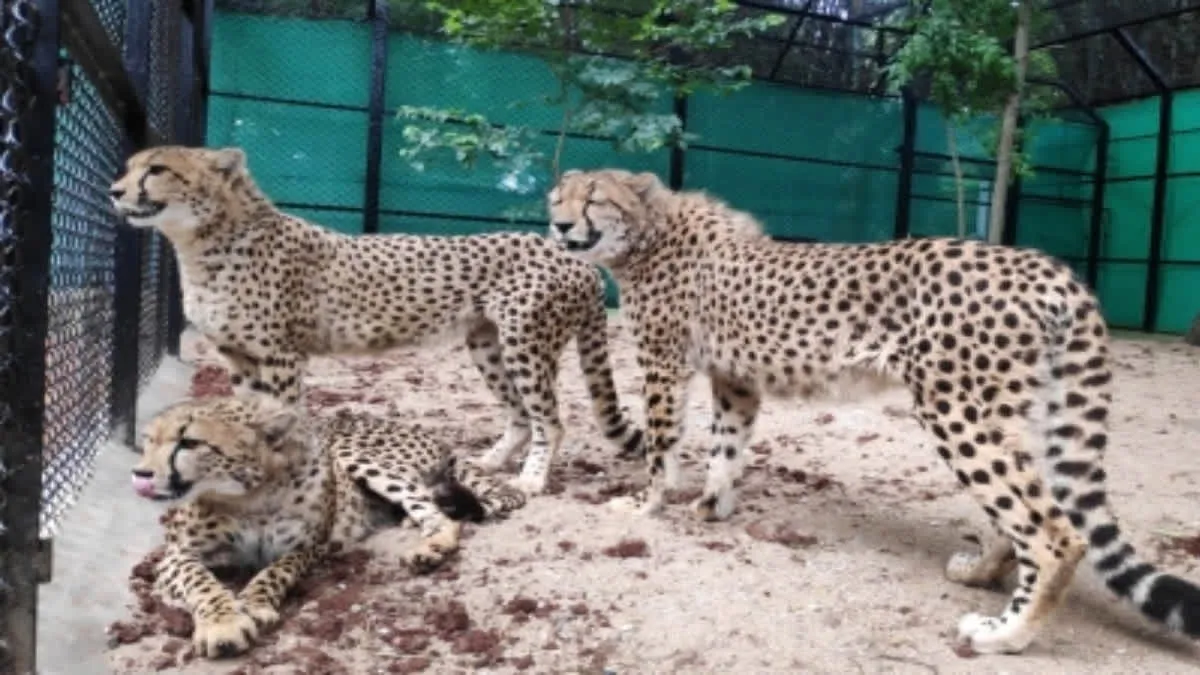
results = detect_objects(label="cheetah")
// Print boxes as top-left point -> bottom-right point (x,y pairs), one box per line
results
131,393 -> 525,658
545,168 -> 1200,655
108,146 -> 644,496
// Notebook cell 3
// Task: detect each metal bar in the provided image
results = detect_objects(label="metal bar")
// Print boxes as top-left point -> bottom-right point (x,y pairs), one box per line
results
669,94 -> 687,190
209,89 -> 369,113
894,87 -> 917,239
194,0 -> 214,143
60,0 -> 160,146
690,142 -> 895,172
1086,122 -> 1109,290
164,0 -> 187,355
111,211 -> 142,446
363,0 -> 389,235
913,149 -> 1092,178
1111,28 -> 1169,92
768,1 -> 812,81
1033,5 -> 1200,50
1,0 -> 61,671
1143,91 -> 1172,332
112,0 -> 154,441
734,0 -> 907,33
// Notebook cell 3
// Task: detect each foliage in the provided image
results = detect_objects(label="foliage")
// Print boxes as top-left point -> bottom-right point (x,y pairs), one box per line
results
886,0 -> 1055,239
394,0 -> 783,208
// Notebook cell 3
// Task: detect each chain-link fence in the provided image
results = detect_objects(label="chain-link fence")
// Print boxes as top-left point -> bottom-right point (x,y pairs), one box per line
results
0,0 -> 206,671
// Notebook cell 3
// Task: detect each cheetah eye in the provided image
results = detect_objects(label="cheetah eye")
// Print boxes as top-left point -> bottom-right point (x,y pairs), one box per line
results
145,164 -> 168,176
175,437 -> 203,450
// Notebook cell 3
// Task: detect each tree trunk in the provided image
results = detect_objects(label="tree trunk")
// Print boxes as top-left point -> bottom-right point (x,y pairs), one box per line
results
987,0 -> 1032,245
946,122 -> 967,238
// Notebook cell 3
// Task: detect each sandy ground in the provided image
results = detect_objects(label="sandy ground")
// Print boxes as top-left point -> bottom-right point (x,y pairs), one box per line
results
96,317 -> 1200,674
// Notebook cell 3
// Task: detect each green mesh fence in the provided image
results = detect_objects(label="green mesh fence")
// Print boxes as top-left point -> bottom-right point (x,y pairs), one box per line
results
205,9 -> 1198,333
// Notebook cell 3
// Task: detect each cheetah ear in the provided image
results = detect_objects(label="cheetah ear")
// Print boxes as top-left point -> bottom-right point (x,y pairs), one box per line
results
208,147 -> 246,179
622,171 -> 664,199
249,396 -> 300,447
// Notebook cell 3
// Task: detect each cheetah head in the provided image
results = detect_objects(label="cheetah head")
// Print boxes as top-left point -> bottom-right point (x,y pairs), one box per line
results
109,145 -> 248,233
132,394 -> 301,503
547,169 -> 666,268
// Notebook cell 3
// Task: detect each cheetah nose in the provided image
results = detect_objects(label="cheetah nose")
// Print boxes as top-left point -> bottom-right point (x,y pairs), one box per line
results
553,221 -> 573,234
109,188 -> 125,200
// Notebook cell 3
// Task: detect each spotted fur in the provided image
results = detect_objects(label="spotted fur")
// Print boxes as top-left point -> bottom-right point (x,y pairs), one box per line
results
546,168 -> 1200,655
132,394 -> 525,659
109,146 -> 644,496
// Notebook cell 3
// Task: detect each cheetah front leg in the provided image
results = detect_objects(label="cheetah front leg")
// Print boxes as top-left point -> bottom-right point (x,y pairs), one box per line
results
216,346 -> 261,397
694,374 -> 761,521
156,549 -> 260,659
237,545 -> 323,629
340,459 -> 462,573
610,358 -> 691,517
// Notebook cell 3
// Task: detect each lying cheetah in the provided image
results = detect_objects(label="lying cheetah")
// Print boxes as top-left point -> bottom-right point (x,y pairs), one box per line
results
546,168 -> 1200,655
131,394 -> 524,658
109,146 -> 643,495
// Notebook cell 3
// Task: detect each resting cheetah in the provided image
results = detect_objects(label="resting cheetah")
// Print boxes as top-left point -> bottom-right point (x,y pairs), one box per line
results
109,146 -> 643,495
131,394 -> 524,658
546,168 -> 1200,654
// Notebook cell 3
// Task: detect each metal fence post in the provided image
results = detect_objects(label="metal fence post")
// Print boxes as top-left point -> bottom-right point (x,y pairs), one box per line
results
112,0 -> 154,445
670,93 -> 687,190
363,0 -> 388,234
1086,121 -> 1109,290
0,0 -> 60,671
164,0 -> 187,355
1144,91 -> 1171,332
893,87 -> 916,239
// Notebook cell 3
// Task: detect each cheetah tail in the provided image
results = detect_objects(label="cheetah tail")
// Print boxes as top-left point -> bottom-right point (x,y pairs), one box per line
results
1046,301 -> 1200,639
574,282 -> 644,460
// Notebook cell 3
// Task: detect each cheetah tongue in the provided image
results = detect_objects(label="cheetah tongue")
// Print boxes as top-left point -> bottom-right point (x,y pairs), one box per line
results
132,476 -> 157,498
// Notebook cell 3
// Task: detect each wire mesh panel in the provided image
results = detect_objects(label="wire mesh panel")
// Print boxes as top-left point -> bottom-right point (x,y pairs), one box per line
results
147,0 -> 179,139
40,62 -> 122,537
91,0 -> 127,52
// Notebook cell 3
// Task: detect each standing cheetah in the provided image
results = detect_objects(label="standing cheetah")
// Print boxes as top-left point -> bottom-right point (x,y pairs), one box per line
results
545,168 -> 1200,655
108,146 -> 643,495
132,394 -> 525,658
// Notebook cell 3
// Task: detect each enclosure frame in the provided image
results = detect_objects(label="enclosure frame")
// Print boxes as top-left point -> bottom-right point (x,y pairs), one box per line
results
0,0 -> 208,670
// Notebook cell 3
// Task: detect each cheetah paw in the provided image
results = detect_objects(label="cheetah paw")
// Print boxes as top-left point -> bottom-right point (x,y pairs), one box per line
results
507,473 -> 548,496
955,612 -> 1034,655
239,599 -> 280,629
406,522 -> 461,574
193,611 -> 258,659
691,490 -> 736,522
945,552 -> 985,585
607,493 -> 662,517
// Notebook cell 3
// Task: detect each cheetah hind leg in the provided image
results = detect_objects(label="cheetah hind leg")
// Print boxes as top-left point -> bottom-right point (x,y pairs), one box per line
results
946,529 -> 1018,590
465,322 -> 532,473
340,457 -> 462,574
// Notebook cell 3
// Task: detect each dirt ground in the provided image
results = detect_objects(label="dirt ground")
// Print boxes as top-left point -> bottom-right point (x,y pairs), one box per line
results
105,318 -> 1200,674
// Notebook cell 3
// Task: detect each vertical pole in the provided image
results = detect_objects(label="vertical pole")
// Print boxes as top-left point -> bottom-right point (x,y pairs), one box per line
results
194,0 -> 214,145
1086,122 -> 1109,290
1143,91 -> 1171,333
893,87 -> 917,239
363,0 -> 388,234
164,0 -> 187,355
0,0 -> 60,671
669,94 -> 687,190
112,0 -> 153,441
